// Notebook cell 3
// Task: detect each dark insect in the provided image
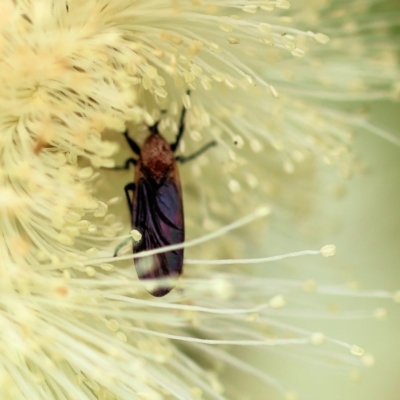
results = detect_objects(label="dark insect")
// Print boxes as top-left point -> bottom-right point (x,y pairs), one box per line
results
115,91 -> 216,297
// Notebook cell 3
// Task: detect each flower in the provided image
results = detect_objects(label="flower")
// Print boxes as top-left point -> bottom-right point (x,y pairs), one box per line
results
0,0 -> 398,399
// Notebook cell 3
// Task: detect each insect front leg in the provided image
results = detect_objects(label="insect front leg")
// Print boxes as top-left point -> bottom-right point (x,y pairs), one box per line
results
103,131 -> 139,170
175,140 -> 217,164
170,89 -> 190,152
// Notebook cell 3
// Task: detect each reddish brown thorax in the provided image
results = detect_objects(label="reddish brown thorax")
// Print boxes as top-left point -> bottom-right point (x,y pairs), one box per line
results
140,133 -> 175,181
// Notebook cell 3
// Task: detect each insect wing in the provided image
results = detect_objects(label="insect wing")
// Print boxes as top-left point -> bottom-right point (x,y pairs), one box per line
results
133,176 -> 184,296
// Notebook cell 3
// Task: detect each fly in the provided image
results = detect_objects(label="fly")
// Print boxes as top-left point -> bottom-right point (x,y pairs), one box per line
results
115,91 -> 216,297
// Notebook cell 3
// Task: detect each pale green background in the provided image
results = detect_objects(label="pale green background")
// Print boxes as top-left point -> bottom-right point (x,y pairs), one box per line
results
232,101 -> 400,400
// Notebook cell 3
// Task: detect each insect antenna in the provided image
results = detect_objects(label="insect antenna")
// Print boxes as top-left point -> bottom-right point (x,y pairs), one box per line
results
149,120 -> 160,135
171,90 -> 191,152
149,108 -> 169,134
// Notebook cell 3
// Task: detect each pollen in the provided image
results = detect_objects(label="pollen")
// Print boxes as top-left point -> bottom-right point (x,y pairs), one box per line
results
285,392 -> 299,400
310,332 -> 326,345
55,285 -> 69,297
350,345 -> 365,357
321,244 -> 336,257
269,295 -> 286,309
362,354 -> 375,367
303,280 -> 317,292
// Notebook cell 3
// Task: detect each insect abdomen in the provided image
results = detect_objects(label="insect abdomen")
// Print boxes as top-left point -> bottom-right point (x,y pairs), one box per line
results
132,158 -> 184,296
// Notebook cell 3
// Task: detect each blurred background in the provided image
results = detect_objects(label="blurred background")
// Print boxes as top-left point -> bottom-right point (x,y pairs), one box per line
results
314,100 -> 400,400
231,100 -> 400,400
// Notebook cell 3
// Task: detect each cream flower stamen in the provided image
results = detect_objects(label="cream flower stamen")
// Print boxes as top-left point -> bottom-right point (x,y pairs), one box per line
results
0,0 -> 399,399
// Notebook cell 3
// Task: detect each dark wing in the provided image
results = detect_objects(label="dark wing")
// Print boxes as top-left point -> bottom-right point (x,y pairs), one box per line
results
132,177 -> 184,297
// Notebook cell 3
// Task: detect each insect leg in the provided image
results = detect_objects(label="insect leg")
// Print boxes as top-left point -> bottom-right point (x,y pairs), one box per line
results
111,157 -> 137,171
113,182 -> 137,257
175,140 -> 217,164
123,130 -> 141,155
170,89 -> 191,152
124,182 -> 136,213
113,236 -> 133,257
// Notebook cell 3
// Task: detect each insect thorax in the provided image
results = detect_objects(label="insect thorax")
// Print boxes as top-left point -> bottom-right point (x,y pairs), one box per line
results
140,133 -> 174,180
